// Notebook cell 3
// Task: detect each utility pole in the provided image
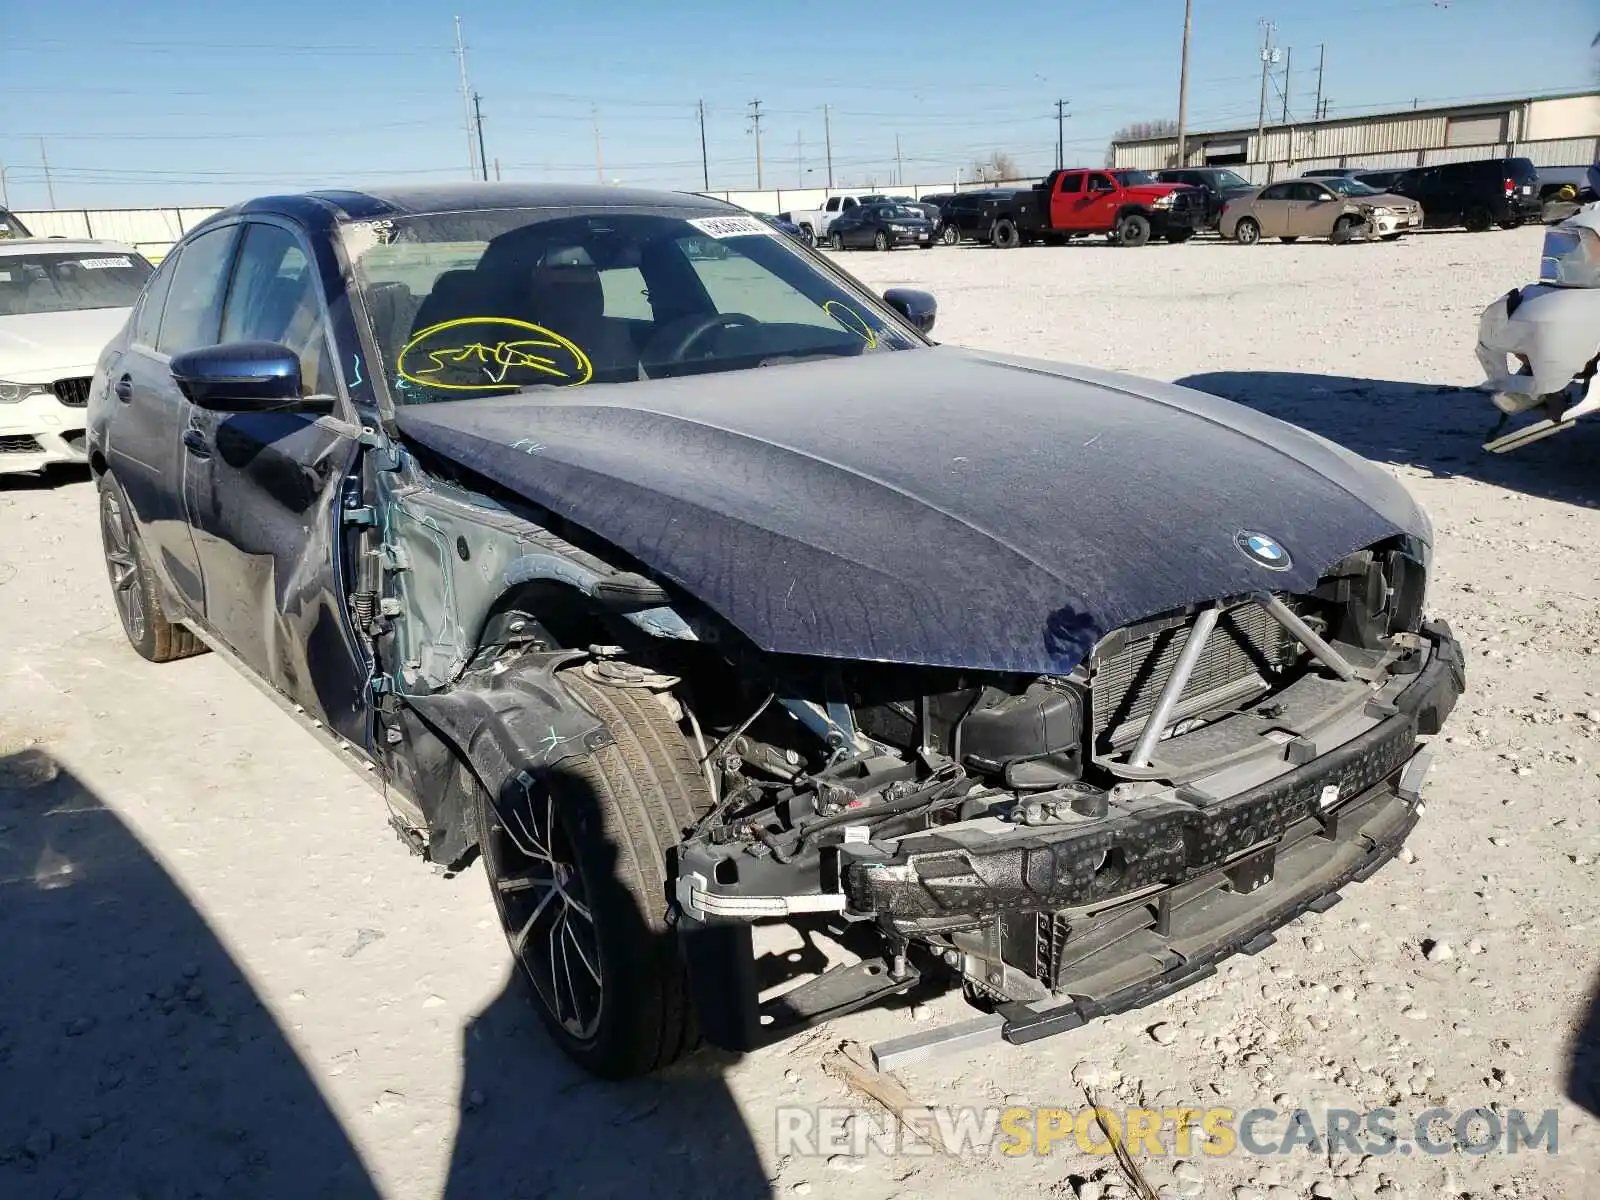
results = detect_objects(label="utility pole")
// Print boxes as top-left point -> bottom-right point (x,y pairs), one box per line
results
895,133 -> 903,186
0,161 -> 8,207
747,99 -> 764,188
472,92 -> 488,182
823,104 -> 834,189
454,16 -> 476,180
1054,98 -> 1070,170
1313,43 -> 1326,123
797,130 -> 804,187
1256,19 -> 1279,149
1280,46 -> 1292,124
39,138 -> 55,208
698,100 -> 709,190
1175,0 -> 1194,166
494,157 -> 502,182
592,105 -> 603,183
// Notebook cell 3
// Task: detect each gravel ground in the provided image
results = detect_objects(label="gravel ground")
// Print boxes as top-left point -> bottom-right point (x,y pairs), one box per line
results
2,224 -> 1597,1200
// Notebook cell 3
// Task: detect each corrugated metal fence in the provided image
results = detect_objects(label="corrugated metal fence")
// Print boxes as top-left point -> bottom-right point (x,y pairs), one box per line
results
13,206 -> 224,262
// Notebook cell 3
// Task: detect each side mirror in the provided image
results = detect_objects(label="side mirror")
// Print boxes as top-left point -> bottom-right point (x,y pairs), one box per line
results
170,341 -> 308,412
883,287 -> 937,335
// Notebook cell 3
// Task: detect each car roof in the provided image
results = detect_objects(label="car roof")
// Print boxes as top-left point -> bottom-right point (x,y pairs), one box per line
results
0,236 -> 141,257
197,182 -> 740,233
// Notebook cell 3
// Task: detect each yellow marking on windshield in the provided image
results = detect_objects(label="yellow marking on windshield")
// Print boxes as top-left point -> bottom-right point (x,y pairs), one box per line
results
398,317 -> 594,391
822,300 -> 878,348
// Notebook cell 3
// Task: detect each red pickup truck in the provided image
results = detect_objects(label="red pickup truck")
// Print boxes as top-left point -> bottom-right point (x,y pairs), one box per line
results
977,168 -> 1204,247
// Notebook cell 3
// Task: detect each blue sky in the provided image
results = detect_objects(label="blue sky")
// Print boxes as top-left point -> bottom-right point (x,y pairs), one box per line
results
3,0 -> 1596,209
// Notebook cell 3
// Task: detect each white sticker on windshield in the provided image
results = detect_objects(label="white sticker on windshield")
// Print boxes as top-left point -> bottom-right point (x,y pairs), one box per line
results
686,215 -> 775,239
78,256 -> 133,270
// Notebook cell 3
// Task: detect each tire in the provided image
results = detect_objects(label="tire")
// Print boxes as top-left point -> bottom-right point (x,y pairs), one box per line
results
991,218 -> 1020,249
1233,218 -> 1261,245
799,224 -> 816,247
1330,215 -> 1359,245
477,669 -> 712,1079
919,242 -> 934,249
1496,218 -> 1521,230
1279,236 -> 1299,244
1165,228 -> 1194,244
829,231 -> 844,251
874,230 -> 891,251
97,472 -> 206,664
1381,232 -> 1403,241
1465,205 -> 1493,233
1115,213 -> 1151,247
941,223 -> 960,245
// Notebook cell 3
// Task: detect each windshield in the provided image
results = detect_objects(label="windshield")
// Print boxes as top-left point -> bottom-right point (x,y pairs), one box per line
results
1322,177 -> 1381,197
0,250 -> 153,316
876,205 -> 924,220
1213,170 -> 1251,190
343,206 -> 922,402
1112,170 -> 1158,186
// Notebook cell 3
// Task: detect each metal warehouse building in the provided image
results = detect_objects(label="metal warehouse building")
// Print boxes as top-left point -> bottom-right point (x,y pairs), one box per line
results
1111,89 -> 1599,182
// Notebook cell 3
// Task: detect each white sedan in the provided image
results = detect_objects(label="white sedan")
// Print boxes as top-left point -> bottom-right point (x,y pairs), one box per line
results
0,238 -> 153,476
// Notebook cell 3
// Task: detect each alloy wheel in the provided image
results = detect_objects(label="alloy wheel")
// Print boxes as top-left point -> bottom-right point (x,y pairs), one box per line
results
485,776 -> 603,1040
100,488 -> 146,644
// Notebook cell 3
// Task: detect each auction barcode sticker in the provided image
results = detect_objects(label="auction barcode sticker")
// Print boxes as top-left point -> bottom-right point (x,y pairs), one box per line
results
78,256 -> 133,270
686,215 -> 775,239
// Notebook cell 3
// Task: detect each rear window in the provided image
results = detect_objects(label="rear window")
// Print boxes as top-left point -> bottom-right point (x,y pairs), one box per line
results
1505,157 -> 1538,184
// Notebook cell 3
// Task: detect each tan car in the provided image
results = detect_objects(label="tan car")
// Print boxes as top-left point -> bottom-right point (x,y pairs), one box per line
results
1220,177 -> 1423,245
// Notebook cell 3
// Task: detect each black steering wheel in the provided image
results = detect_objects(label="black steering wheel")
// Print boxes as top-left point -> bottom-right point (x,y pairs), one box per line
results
647,311 -> 757,362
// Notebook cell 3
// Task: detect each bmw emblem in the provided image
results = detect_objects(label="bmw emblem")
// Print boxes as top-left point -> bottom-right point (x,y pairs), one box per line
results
1236,530 -> 1293,572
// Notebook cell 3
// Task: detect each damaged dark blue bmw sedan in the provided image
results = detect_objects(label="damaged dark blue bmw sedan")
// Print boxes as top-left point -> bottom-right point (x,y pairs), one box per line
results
86,184 -> 1464,1078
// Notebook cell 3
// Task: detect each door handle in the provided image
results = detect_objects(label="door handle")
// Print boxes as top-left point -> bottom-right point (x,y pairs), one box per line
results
181,428 -> 211,458
115,375 -> 133,403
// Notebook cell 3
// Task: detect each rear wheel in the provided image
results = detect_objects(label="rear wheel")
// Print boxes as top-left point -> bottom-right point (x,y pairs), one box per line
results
1115,213 -> 1151,247
799,224 -> 816,247
97,472 -> 206,664
477,669 -> 711,1079
1233,218 -> 1261,245
1465,205 -> 1493,232
1497,218 -> 1521,230
991,218 -> 1020,249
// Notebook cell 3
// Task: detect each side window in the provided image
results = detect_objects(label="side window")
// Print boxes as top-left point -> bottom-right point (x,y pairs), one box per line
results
598,265 -> 652,321
1291,182 -> 1328,201
156,225 -> 238,356
219,222 -> 336,395
1088,173 -> 1115,192
842,197 -> 858,210
131,251 -> 180,348
1057,173 -> 1083,194
1258,183 -> 1292,201
824,198 -> 840,212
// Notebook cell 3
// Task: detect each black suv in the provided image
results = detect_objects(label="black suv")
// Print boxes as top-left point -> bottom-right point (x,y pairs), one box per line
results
934,188 -> 1013,244
0,207 -> 33,239
1388,157 -> 1542,231
1153,168 -> 1258,230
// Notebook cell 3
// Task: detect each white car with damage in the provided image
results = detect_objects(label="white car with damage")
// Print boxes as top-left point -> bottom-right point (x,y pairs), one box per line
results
0,238 -> 154,475
1476,176 -> 1600,453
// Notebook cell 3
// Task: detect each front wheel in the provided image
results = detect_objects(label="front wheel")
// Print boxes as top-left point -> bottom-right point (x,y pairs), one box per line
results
829,231 -> 844,251
1233,217 -> 1261,245
874,230 -> 891,251
98,472 -> 205,663
1330,215 -> 1360,245
1166,228 -> 1194,244
1115,213 -> 1151,247
477,669 -> 711,1079
941,223 -> 960,245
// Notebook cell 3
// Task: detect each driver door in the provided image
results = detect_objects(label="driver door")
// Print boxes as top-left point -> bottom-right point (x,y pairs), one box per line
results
179,217 -> 371,748
1289,182 -> 1338,236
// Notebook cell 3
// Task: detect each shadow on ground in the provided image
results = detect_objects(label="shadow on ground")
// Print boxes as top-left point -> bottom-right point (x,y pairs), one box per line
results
1568,967 -> 1600,1119
0,748 -> 380,1199
1176,370 -> 1600,508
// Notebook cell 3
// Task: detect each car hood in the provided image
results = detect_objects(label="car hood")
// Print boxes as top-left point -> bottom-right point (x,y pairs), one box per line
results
1356,191 -> 1415,208
394,347 -> 1429,674
1124,183 -> 1190,200
0,307 -> 130,381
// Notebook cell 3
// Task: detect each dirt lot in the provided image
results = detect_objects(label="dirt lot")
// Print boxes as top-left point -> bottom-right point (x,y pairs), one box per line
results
2,225 -> 1597,1200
